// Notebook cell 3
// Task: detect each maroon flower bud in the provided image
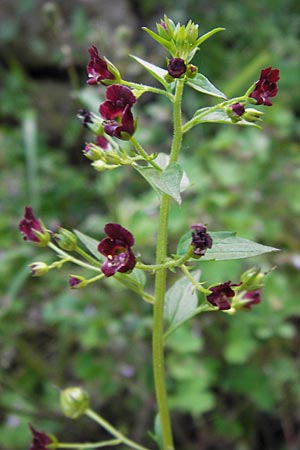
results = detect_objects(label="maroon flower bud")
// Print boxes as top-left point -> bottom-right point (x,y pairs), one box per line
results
230,103 -> 245,117
29,424 -> 56,450
103,105 -> 135,140
19,206 -> 50,246
69,275 -> 87,289
98,223 -> 136,277
249,66 -> 280,106
99,85 -> 136,120
241,289 -> 261,310
86,45 -> 115,85
207,281 -> 238,310
167,58 -> 187,78
96,135 -> 109,150
190,223 -> 213,257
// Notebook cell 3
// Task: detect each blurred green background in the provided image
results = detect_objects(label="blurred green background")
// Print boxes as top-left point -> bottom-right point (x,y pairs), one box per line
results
1,0 -> 300,449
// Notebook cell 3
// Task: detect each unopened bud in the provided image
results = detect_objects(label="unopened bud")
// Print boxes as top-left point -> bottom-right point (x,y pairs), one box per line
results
30,262 -> 49,277
55,228 -> 77,251
243,108 -> 264,123
240,267 -> 266,291
60,387 -> 89,419
92,161 -> 119,171
69,275 -> 88,289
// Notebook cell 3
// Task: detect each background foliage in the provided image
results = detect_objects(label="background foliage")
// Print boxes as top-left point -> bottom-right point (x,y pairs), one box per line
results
1,1 -> 300,449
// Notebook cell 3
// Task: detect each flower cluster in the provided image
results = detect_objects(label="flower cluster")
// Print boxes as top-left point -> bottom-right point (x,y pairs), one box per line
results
206,281 -> 262,311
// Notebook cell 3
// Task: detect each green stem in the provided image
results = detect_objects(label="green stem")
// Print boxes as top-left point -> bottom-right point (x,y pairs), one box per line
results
48,242 -> 100,272
130,136 -> 162,170
136,248 -> 194,272
56,438 -> 121,449
85,409 -> 150,450
152,79 -> 184,450
121,79 -> 174,102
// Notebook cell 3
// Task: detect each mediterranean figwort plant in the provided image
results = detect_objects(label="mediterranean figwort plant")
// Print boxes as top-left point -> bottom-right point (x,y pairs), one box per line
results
20,15 -> 280,450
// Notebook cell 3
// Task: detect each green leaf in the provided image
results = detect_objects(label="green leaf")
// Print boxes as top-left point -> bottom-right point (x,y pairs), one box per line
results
177,230 -> 278,261
115,269 -> 147,294
74,229 -> 104,262
135,162 -> 184,205
192,108 -> 261,128
141,27 -> 176,56
130,55 -> 169,90
187,73 -> 227,99
74,230 -> 146,293
164,270 -> 200,333
194,27 -> 225,47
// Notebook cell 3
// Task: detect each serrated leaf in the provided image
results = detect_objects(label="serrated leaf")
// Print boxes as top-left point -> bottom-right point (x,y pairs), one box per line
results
164,270 -> 200,333
135,162 -> 183,205
74,230 -> 146,293
187,73 -> 227,99
177,230 -> 278,261
192,108 -> 261,128
130,55 -> 169,89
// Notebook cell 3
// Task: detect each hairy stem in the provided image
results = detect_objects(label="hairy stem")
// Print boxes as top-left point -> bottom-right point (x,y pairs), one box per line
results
152,79 -> 184,450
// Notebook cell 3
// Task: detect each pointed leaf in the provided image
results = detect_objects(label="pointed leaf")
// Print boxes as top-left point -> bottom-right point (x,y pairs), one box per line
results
177,230 -> 279,261
130,55 -> 169,89
192,108 -> 261,128
164,270 -> 201,333
187,73 -> 227,99
142,27 -> 176,55
135,162 -> 183,205
194,27 -> 225,47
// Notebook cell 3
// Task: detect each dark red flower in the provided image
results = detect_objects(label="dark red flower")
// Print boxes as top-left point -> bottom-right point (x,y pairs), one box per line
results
167,58 -> 187,78
207,281 -> 237,310
99,85 -> 136,120
98,223 -> 136,277
29,424 -> 54,450
249,67 -> 280,106
19,207 -> 47,244
230,102 -> 245,117
103,105 -> 135,140
86,45 -> 115,85
241,289 -> 261,310
190,223 -> 213,257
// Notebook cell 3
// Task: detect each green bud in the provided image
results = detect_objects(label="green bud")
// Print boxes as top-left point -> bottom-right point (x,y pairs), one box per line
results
243,108 -> 264,123
92,160 -> 119,171
55,228 -> 77,251
29,261 -> 49,277
60,387 -> 90,419
239,267 -> 266,291
103,151 -> 123,165
186,64 -> 198,78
